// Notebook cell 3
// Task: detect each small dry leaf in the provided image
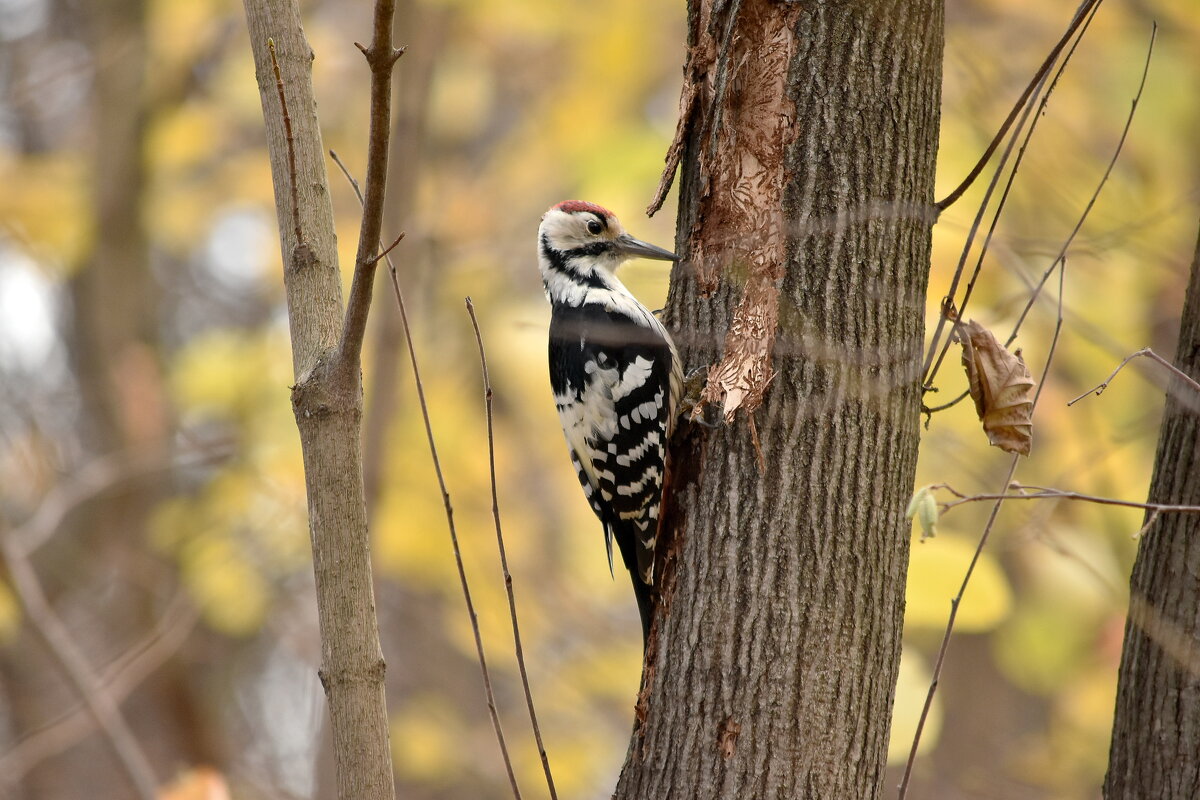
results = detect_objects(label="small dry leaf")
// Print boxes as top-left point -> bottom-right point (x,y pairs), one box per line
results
906,485 -> 939,540
957,320 -> 1035,455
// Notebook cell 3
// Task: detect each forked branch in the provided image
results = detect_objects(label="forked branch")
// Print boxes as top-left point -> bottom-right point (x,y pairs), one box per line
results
935,0 -> 1104,210
336,0 -> 406,384
330,155 -> 524,800
1067,346 -> 1200,406
0,531 -> 158,799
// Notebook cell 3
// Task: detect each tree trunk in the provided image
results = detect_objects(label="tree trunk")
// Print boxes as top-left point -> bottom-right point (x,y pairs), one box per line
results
242,2 -> 396,798
1104,223 -> 1200,799
68,0 -> 160,455
616,0 -> 943,797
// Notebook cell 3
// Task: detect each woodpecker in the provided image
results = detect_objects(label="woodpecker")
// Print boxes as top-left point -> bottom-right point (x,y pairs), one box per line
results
538,200 -> 682,643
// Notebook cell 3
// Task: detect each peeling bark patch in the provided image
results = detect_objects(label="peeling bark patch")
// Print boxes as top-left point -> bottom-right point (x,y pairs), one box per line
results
699,271 -> 780,421
689,0 -> 800,422
718,716 -> 742,759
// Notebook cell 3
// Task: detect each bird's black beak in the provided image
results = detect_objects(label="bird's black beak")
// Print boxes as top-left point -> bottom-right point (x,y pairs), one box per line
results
615,233 -> 678,262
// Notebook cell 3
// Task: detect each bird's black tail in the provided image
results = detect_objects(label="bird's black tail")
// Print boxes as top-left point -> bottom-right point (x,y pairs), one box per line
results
629,571 -> 655,648
612,524 -> 656,647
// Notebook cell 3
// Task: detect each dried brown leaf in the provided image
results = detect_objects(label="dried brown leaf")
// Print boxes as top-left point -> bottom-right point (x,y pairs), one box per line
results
957,319 -> 1035,455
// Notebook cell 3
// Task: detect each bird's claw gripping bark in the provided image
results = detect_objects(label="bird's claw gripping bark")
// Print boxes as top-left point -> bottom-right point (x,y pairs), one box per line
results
679,366 -> 721,429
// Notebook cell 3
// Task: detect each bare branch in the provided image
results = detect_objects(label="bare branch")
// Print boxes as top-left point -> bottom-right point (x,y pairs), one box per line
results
386,261 -> 523,800
330,158 -> 523,798
921,388 -> 970,420
366,232 -> 406,267
935,485 -> 1200,517
1067,346 -> 1200,406
0,590 -> 198,782
8,444 -> 232,556
245,4 -> 398,796
899,249 -> 1069,799
0,532 -> 158,799
466,298 -> 559,800
1004,23 -> 1156,349
935,0 -> 1104,211
330,149 -> 363,201
336,0 -> 405,384
920,62 -> 1053,389
923,17 -> 1154,403
921,1 -> 1103,391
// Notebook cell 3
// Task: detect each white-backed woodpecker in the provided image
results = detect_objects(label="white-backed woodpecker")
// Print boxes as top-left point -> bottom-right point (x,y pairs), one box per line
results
537,200 -> 682,643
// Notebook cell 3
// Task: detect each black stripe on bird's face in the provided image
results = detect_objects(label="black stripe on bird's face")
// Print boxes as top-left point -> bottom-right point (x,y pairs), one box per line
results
540,233 -> 612,288
565,241 -> 615,259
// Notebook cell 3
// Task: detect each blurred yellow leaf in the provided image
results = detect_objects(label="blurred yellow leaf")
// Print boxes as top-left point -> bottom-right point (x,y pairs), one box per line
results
391,694 -> 466,783
0,579 -> 20,644
0,154 -> 91,267
887,649 -> 941,765
994,603 -> 1093,695
906,535 -> 1012,632
180,536 -> 269,636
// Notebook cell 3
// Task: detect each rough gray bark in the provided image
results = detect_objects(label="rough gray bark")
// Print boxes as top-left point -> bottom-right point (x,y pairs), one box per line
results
1104,224 -> 1200,799
242,2 -> 396,798
616,0 -> 943,797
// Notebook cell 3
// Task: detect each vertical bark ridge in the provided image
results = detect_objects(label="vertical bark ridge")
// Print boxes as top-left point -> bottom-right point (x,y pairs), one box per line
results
1104,226 -> 1200,800
618,0 -> 942,797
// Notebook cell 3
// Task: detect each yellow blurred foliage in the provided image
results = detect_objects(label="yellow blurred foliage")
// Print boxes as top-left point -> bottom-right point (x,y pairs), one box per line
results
391,694 -> 467,784
0,579 -> 20,644
0,154 -> 91,268
905,533 -> 1013,632
0,0 -> 1195,795
179,533 -> 270,636
888,649 -> 941,765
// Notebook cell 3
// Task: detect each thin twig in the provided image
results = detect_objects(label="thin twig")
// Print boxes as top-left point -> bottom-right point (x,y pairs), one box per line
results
9,444 -> 232,556
921,389 -> 970,419
1135,509 -> 1161,540
0,532 -> 158,799
388,259 -> 522,800
935,0 -> 1103,211
329,150 -> 360,197
336,0 -> 405,382
465,297 -> 559,800
920,64 -> 1051,389
921,1 -> 1102,392
1004,23 -> 1156,349
0,590 -> 199,782
329,156 -> 523,800
366,233 -> 406,267
1067,346 -> 1200,406
268,39 -> 302,243
937,490 -> 1200,516
899,256 -> 1068,799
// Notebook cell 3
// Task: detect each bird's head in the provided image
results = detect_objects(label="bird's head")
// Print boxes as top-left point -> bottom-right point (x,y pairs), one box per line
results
538,201 -> 678,275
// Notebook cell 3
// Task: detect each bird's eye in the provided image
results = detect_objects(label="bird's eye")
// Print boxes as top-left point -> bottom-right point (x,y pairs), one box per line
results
586,219 -> 603,235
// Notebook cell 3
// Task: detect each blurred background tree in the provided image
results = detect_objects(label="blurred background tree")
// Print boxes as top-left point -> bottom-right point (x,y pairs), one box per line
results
0,0 -> 1196,798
